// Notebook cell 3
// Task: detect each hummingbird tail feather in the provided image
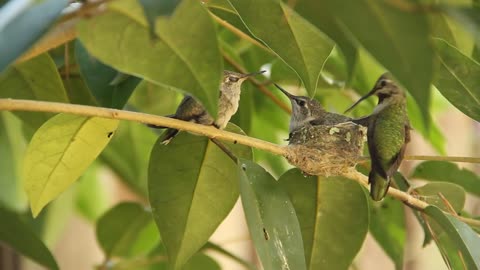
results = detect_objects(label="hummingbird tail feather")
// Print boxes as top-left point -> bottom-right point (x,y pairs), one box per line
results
368,171 -> 390,201
161,128 -> 179,144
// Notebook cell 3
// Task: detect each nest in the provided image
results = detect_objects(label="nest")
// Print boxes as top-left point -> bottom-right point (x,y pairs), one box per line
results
285,122 -> 367,176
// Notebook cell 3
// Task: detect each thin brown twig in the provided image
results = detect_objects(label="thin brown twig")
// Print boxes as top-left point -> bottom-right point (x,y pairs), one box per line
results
357,155 -> 480,164
210,138 -> 238,163
222,53 -> 291,114
2,98 -> 480,228
437,192 -> 458,215
209,11 -> 271,54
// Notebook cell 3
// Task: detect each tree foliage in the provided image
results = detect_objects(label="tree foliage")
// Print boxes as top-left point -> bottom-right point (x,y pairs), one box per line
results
0,0 -> 480,269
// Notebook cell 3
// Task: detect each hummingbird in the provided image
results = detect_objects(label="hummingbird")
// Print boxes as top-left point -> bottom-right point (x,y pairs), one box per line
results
150,70 -> 265,144
344,73 -> 411,201
274,83 -> 352,137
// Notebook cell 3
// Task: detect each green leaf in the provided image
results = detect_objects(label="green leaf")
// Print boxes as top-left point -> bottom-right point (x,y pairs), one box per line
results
415,182 -> 466,213
96,202 -> 157,258
300,0 -> 434,123
411,161 -> 480,196
23,113 -> 119,217
0,54 -> 70,129
101,121 -> 157,196
139,0 -> 181,37
0,112 -> 27,211
77,0 -> 222,117
0,0 -> 70,71
278,169 -> 369,270
433,38 -> 480,122
75,40 -> 140,109
62,76 -> 98,106
228,0 -> 334,96
128,80 -> 180,116
238,160 -> 307,270
0,205 -> 58,270
425,206 -> 480,269
293,2 -> 358,81
369,197 -> 405,270
148,124 -> 252,269
443,4 -> 480,49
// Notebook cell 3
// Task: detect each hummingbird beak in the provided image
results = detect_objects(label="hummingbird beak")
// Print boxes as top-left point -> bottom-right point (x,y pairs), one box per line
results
240,70 -> 266,78
274,83 -> 295,99
344,87 -> 378,113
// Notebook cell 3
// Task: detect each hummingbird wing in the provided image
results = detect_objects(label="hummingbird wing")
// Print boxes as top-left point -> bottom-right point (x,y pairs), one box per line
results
385,123 -> 410,177
367,113 -> 389,179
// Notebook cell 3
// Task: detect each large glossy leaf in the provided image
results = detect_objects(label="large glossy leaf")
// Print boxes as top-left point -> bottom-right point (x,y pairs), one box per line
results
23,113 -> 119,217
297,0 -> 434,123
0,205 -> 58,270
0,54 -> 69,129
425,206 -> 480,269
415,182 -> 466,213
369,197 -> 405,270
228,0 -> 334,96
278,169 -> 369,270
0,0 -> 70,71
0,112 -> 27,211
139,0 -> 181,37
443,4 -> 480,48
434,38 -> 480,122
411,161 -> 480,196
101,121 -> 157,196
148,124 -> 252,269
75,40 -> 140,109
238,160 -> 306,270
293,1 -> 358,81
62,76 -> 98,106
96,202 -> 158,258
77,0 -> 222,117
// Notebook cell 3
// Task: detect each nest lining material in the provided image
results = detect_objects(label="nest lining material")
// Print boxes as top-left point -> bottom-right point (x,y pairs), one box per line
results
285,122 -> 367,176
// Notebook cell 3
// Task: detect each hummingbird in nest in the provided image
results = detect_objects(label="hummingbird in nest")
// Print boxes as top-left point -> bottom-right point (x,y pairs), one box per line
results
345,73 -> 411,201
274,83 -> 352,137
150,70 -> 265,144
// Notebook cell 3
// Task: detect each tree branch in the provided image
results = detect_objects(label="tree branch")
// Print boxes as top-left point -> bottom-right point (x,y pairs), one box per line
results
2,98 -> 480,228
0,99 -> 287,156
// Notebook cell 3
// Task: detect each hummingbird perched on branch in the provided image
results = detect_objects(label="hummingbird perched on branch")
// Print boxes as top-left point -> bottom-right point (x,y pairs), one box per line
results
345,73 -> 411,201
274,84 -> 352,136
150,70 -> 265,144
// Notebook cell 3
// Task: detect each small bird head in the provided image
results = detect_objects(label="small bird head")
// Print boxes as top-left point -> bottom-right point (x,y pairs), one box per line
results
222,70 -> 265,87
344,73 -> 405,113
274,84 -> 325,132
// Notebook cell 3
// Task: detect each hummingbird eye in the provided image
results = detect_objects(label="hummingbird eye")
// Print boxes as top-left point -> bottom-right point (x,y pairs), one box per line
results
296,99 -> 306,107
379,79 -> 387,88
228,76 -> 239,82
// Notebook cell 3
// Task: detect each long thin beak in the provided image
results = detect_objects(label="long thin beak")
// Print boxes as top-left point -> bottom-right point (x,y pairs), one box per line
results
344,87 -> 377,113
240,70 -> 266,78
274,83 -> 295,99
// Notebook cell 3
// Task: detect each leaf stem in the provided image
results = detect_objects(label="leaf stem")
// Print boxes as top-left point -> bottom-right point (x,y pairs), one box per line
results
404,155 -> 480,164
359,155 -> 480,164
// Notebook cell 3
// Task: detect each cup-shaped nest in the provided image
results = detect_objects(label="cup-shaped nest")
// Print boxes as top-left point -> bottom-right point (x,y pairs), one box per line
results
285,122 -> 367,176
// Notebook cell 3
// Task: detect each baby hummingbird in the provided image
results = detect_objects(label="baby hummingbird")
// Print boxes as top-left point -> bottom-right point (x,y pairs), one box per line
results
274,84 -> 352,137
345,73 -> 411,201
151,70 -> 265,144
